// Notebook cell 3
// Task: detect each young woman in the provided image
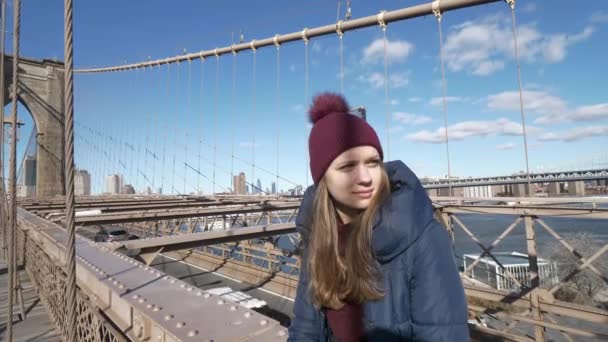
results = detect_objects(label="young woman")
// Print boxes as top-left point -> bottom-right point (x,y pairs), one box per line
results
288,93 -> 469,341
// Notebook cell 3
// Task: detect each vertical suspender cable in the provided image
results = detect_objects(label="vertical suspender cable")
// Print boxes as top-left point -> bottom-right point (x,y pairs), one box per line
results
7,0 -> 21,338
251,44 -> 257,194
63,0 -> 78,338
433,1 -> 453,196
379,11 -> 391,161
184,59 -> 192,194
337,21 -> 344,94
213,54 -> 219,194
303,29 -> 310,189
0,0 -> 7,260
507,0 -> 531,196
172,61 -> 180,194
274,36 -> 281,196
231,48 -> 237,193
198,57 -> 205,194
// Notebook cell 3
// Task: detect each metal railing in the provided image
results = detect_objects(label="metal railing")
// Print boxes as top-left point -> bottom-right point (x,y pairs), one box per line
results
15,221 -> 127,341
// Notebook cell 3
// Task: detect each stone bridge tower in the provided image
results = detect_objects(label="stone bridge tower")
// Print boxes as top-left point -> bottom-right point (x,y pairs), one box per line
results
3,55 -> 65,197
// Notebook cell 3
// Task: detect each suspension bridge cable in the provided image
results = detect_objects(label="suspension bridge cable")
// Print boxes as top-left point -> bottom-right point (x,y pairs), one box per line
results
251,45 -> 257,194
185,59 -> 193,194
303,29 -> 310,189
213,54 -> 219,194
198,57 -> 205,194
231,46 -> 237,194
433,0 -> 452,196
7,0 -> 21,337
507,0 -> 532,197
379,11 -> 391,161
172,61 -> 181,194
337,21 -> 344,94
64,0 -> 79,328
274,36 -> 281,196
0,0 -> 7,260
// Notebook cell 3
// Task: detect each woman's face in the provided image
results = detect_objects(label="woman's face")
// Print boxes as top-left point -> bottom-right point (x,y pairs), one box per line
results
324,146 -> 383,212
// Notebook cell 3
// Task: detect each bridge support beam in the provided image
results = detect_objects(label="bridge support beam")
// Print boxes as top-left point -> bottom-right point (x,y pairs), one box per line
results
567,181 -> 585,196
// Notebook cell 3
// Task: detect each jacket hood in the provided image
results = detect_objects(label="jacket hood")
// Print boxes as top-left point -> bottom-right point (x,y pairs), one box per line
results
296,160 -> 435,264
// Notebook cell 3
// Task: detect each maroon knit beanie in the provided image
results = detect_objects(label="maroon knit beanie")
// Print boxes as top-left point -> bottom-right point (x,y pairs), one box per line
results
308,92 -> 383,185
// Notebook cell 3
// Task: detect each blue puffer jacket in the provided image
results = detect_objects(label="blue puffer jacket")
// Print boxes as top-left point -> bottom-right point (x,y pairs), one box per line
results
287,160 -> 469,341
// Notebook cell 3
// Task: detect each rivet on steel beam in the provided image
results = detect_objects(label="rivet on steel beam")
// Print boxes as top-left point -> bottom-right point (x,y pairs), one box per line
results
164,314 -> 174,321
230,305 -> 237,311
203,293 -> 210,299
187,287 -> 193,292
260,319 -> 268,326
187,330 -> 198,337
170,279 -> 176,284
132,294 -> 140,300
138,297 -> 147,304
156,272 -> 161,276
196,291 -> 203,296
112,280 -> 118,285
118,284 -> 125,289
108,277 -> 114,281
244,312 -> 251,318
163,276 -> 170,280
146,304 -> 153,309
153,306 -> 162,312
176,322 -> 186,328
217,300 -> 224,305
180,284 -> 186,288
278,330 -> 286,336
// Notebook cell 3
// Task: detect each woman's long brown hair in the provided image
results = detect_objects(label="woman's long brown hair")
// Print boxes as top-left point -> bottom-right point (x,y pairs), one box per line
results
307,166 -> 391,309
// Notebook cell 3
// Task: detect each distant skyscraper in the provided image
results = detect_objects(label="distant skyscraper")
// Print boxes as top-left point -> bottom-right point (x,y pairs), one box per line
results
105,174 -> 120,194
75,169 -> 91,196
256,179 -> 262,194
232,172 -> 247,194
23,155 -> 36,186
271,182 -> 276,195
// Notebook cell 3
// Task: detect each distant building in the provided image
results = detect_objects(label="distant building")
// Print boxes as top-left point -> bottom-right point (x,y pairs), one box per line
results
23,155 -> 36,186
105,174 -> 120,194
122,184 -> 135,194
271,182 -> 276,195
232,172 -> 247,195
75,169 -> 91,196
256,179 -> 262,194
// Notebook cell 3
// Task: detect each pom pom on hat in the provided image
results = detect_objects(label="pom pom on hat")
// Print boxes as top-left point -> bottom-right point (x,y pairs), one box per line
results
308,92 -> 350,123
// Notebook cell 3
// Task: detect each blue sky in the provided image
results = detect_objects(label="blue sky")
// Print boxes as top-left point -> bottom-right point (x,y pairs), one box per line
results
3,0 -> 608,194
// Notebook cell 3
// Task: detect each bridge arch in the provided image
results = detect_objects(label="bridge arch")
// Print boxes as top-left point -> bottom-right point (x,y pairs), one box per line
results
4,55 -> 65,197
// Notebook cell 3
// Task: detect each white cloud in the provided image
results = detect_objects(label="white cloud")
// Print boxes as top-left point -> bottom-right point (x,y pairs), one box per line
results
572,103 -> 608,121
443,15 -> 595,76
390,99 -> 399,105
406,118 -> 538,144
429,96 -> 463,106
496,142 -> 515,150
360,72 -> 409,89
590,11 -> 608,24
311,41 -> 322,53
393,112 -> 432,125
487,90 -> 608,124
289,64 -> 296,72
362,38 -> 414,64
539,126 -> 608,142
409,97 -> 422,103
